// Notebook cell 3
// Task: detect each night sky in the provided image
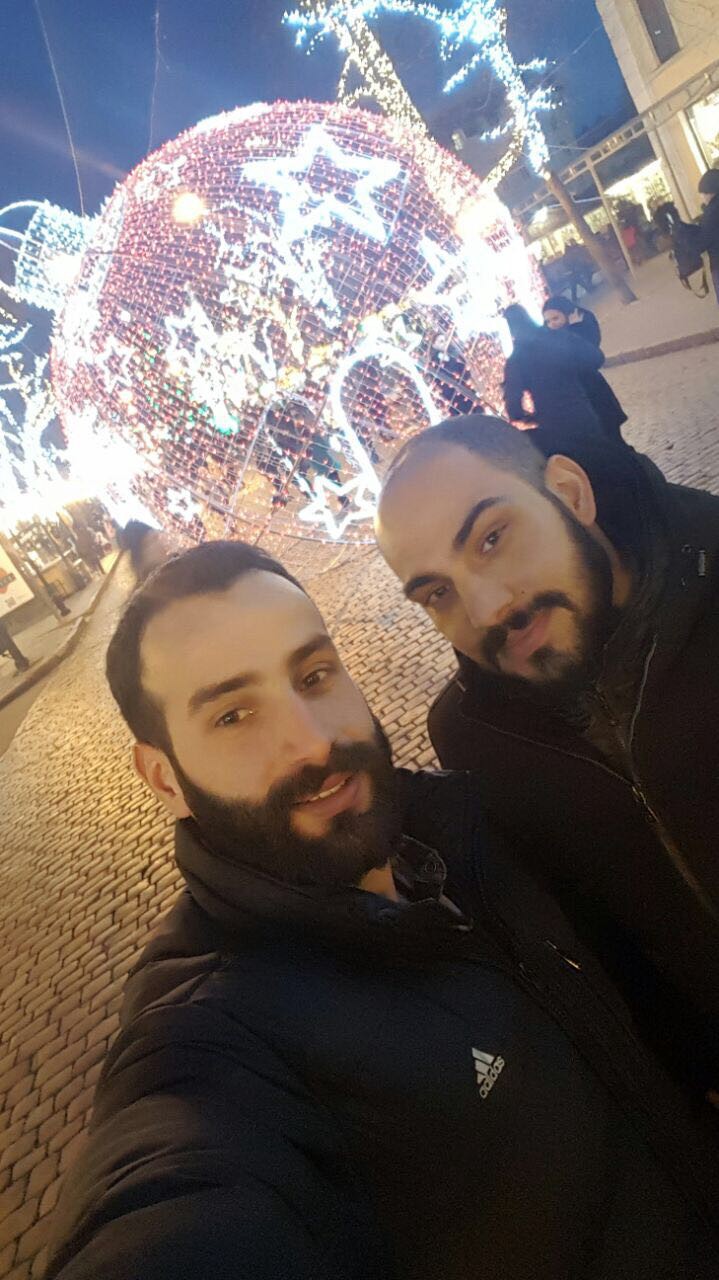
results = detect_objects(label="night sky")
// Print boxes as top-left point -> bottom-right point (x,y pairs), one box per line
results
1,1 -> 629,219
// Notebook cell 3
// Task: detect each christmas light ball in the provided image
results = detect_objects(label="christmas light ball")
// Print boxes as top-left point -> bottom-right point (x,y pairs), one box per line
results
51,100 -> 543,542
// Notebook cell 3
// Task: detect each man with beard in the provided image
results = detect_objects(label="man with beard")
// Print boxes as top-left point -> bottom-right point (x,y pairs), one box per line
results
375,414 -> 719,1108
46,541 -> 719,1280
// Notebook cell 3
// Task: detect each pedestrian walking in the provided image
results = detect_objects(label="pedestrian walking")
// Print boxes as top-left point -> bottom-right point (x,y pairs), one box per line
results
696,168 -> 719,303
46,540 -> 719,1280
0,616 -> 30,674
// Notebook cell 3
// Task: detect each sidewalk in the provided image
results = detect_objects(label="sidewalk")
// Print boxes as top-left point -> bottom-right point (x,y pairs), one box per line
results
0,552 -> 120,710
590,253 -> 719,365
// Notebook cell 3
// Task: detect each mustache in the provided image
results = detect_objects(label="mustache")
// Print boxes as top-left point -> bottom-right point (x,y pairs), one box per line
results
482,590 -> 575,668
266,738 -> 389,811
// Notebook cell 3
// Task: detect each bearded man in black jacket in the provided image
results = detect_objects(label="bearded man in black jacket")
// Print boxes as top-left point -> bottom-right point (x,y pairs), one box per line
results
376,414 -> 719,1107
46,539 -> 719,1280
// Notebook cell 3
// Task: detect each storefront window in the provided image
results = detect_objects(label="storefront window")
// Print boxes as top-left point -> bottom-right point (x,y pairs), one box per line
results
636,0 -> 680,64
690,89 -> 719,166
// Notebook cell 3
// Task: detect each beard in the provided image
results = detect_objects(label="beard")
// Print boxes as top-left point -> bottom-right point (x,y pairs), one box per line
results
473,494 -> 618,706
169,718 -> 401,890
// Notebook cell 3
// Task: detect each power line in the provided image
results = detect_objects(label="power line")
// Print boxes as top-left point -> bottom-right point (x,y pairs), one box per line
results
148,2 -> 163,155
32,0 -> 85,216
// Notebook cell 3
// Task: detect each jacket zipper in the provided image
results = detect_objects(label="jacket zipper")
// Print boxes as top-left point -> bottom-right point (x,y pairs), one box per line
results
460,639 -> 717,921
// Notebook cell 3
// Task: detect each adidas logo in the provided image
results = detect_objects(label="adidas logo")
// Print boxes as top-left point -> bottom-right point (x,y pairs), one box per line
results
472,1048 -> 505,1099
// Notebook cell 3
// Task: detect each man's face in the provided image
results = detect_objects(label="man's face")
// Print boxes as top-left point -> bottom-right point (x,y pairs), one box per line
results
543,308 -> 567,330
138,571 -> 398,886
376,445 -> 614,692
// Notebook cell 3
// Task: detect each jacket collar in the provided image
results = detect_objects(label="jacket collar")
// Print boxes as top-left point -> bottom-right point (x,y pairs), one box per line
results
174,810 -> 471,961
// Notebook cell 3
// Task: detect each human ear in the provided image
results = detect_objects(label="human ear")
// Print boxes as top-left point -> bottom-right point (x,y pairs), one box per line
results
544,454 -> 597,528
133,742 -> 191,820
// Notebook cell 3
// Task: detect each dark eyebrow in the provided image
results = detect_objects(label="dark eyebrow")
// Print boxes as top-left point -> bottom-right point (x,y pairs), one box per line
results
187,633 -> 334,716
403,498 -> 506,600
403,574 -> 439,600
287,633 -> 336,672
452,497 -> 505,550
188,671 -> 261,716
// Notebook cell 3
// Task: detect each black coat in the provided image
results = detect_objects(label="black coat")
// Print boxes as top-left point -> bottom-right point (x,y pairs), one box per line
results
697,192 -> 719,271
503,327 -> 612,440
46,773 -> 719,1280
428,460 -> 719,1096
569,308 -> 601,347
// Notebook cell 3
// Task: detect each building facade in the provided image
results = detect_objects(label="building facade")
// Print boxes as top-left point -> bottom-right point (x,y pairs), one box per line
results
597,0 -> 719,215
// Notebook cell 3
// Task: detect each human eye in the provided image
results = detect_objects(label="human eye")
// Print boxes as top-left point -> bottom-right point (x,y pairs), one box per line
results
425,583 -> 452,610
301,662 -> 336,692
214,707 -> 254,729
480,525 -> 506,555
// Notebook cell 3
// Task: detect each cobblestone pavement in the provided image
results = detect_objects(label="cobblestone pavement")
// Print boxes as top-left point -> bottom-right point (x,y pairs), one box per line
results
1,344 -> 718,1278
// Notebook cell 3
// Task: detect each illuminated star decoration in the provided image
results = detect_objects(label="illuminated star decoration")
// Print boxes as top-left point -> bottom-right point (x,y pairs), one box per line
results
298,467 -> 380,540
243,123 -> 401,246
285,1 -> 553,184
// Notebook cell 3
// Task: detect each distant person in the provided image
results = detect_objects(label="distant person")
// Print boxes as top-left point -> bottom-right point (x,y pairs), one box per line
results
542,294 -> 601,347
562,240 -> 595,303
503,304 -> 625,448
0,617 -> 30,675
655,201 -> 710,296
72,521 -> 105,576
697,168 -> 719,302
542,297 -> 627,441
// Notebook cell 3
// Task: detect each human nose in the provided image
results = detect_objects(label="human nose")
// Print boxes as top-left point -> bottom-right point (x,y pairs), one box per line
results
277,691 -> 333,770
458,574 -> 513,632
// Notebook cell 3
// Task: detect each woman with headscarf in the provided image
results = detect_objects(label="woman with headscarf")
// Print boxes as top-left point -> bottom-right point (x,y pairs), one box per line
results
502,304 -> 626,450
542,294 -> 602,347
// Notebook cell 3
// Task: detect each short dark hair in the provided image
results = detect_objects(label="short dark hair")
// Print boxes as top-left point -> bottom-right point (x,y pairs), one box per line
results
106,540 -> 305,751
384,414 -> 547,493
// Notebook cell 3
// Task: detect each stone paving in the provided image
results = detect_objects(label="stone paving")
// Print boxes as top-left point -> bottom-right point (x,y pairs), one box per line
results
0,344 -> 718,1278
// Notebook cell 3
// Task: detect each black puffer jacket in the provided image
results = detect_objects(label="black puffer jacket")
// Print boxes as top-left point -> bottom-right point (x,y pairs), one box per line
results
428,456 -> 719,1096
47,772 -> 718,1280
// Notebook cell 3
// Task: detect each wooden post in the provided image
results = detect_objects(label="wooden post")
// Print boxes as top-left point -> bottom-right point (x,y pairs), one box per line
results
545,169 -> 637,305
586,157 -> 636,277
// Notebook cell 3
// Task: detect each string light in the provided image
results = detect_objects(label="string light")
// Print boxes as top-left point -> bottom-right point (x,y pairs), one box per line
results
284,2 -> 553,185
285,2 -> 426,131
8,100 -> 542,543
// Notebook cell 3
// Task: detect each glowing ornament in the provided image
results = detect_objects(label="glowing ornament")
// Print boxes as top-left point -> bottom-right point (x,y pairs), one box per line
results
9,100 -> 542,543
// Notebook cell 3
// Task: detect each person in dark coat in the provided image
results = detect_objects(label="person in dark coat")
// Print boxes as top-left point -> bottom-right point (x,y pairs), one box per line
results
504,304 -> 627,446
696,167 -> 719,302
45,541 -> 719,1280
71,521 -> 105,575
376,414 -> 719,1107
0,617 -> 30,674
542,293 -> 602,347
